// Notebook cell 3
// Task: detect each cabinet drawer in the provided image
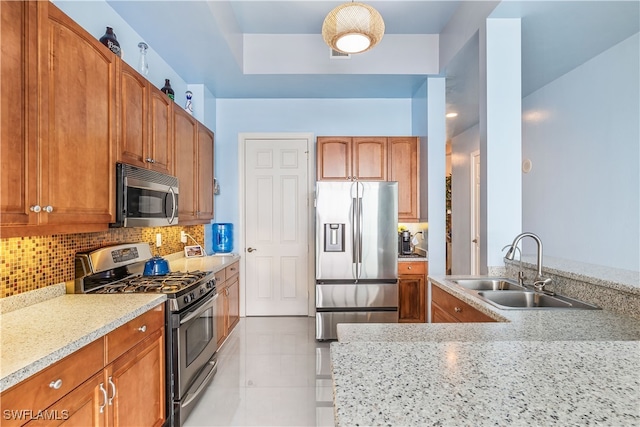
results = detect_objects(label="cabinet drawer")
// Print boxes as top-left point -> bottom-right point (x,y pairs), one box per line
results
0,338 -> 104,426
225,261 -> 239,279
105,304 -> 165,364
214,269 -> 226,284
431,285 -> 495,323
398,261 -> 426,275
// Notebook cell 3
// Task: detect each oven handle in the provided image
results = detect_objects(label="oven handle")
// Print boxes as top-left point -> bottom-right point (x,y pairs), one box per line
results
180,292 -> 218,325
181,359 -> 218,408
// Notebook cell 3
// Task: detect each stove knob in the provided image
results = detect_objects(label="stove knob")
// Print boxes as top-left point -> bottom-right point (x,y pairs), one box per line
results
190,292 -> 195,301
200,288 -> 205,295
183,294 -> 191,304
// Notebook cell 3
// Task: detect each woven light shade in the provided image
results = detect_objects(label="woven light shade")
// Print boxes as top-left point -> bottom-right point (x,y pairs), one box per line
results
322,2 -> 385,54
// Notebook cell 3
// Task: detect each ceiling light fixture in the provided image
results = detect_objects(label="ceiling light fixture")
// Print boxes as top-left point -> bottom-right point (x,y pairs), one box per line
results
446,112 -> 459,118
322,1 -> 385,54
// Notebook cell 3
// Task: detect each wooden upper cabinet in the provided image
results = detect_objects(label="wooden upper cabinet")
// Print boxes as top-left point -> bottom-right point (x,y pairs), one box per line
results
317,137 -> 351,180
0,1 -> 38,227
173,108 -> 198,222
353,137 -> 387,181
196,123 -> 214,220
39,2 -> 116,227
317,137 -> 387,181
118,61 -> 148,169
148,88 -> 173,175
389,137 -> 419,221
118,60 -> 173,175
1,1 -> 115,235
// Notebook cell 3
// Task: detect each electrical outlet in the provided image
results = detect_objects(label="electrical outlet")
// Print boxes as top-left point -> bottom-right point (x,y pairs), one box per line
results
180,231 -> 187,244
156,233 -> 162,247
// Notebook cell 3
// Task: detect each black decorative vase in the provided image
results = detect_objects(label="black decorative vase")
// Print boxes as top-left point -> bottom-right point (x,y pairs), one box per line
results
99,26 -> 121,57
161,79 -> 175,101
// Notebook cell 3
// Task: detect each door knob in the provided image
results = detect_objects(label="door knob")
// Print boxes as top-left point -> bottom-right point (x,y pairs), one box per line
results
247,247 -> 257,253
472,239 -> 478,243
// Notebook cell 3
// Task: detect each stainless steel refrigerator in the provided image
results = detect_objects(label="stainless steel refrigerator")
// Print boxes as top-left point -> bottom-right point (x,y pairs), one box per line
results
315,181 -> 398,340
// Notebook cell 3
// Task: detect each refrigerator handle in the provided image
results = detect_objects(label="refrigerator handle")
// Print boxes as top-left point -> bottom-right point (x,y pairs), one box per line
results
357,197 -> 363,279
351,197 -> 357,266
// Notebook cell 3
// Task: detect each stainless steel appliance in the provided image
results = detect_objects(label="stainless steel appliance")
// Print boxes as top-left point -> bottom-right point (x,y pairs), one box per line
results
71,243 -> 218,427
315,181 -> 398,340
112,162 -> 179,228
401,230 -> 412,254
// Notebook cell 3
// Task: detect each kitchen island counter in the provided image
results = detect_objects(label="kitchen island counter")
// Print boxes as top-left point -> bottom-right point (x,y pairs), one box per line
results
0,293 -> 166,392
332,275 -> 640,426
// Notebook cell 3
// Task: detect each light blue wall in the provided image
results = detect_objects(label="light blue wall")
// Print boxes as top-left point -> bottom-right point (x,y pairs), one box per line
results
522,33 -> 639,271
212,98 -> 412,248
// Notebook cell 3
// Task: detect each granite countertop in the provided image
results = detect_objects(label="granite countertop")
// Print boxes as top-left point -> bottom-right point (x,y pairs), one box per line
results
332,275 -> 640,425
332,340 -> 640,426
166,253 -> 240,274
0,293 -> 166,392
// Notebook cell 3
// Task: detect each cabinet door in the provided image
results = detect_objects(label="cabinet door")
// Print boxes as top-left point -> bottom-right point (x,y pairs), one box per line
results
107,329 -> 165,427
431,285 -> 495,323
118,61 -> 148,169
173,108 -> 198,221
0,0 -> 38,226
38,2 -> 115,226
431,303 -> 459,323
353,137 -> 387,180
196,123 -> 214,220
149,89 -> 173,175
227,276 -> 240,332
398,275 -> 426,323
389,137 -> 419,220
317,137 -> 351,180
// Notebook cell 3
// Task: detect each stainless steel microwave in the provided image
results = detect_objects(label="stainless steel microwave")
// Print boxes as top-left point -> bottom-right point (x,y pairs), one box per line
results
111,162 -> 179,228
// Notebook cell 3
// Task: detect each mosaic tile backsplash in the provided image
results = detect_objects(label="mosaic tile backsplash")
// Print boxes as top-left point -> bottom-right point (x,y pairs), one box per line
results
0,225 -> 205,298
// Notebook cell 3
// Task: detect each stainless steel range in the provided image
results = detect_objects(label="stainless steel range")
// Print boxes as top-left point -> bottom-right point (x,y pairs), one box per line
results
70,243 -> 219,427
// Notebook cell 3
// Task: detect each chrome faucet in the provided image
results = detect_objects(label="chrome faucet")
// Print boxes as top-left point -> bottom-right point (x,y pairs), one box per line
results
504,232 -> 553,294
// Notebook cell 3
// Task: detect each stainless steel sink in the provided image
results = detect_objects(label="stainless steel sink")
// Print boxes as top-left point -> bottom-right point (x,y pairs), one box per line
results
477,290 -> 600,310
452,278 -> 525,291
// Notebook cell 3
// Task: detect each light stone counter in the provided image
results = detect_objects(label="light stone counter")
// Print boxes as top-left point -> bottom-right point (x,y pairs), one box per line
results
331,340 -> 640,426
0,293 -> 165,392
333,275 -> 640,425
166,253 -> 240,275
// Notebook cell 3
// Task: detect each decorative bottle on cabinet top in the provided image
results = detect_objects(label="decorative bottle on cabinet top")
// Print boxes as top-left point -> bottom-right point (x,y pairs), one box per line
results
99,26 -> 121,57
160,79 -> 175,101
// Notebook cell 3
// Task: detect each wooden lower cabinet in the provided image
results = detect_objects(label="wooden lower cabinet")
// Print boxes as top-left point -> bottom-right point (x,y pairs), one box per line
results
1,305 -> 165,427
431,285 -> 496,323
398,261 -> 427,323
215,261 -> 240,348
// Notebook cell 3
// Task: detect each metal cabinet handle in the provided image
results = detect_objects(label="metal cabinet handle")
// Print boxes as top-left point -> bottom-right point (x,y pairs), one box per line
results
407,266 -> 412,270
30,205 -> 41,213
43,205 -> 53,213
108,376 -> 116,405
454,307 -> 462,313
99,383 -> 108,413
49,379 -> 62,389
138,325 -> 147,333
247,247 -> 257,253
472,239 -> 478,243
145,157 -> 153,163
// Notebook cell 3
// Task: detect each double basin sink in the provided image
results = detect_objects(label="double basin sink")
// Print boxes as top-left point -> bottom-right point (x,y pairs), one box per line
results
450,278 -> 599,310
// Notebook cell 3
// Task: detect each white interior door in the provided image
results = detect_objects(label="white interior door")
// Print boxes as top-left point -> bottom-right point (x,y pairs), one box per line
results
471,150 -> 481,275
244,137 -> 309,315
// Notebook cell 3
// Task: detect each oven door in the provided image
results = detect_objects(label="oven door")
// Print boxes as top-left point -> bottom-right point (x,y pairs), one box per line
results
174,291 -> 219,400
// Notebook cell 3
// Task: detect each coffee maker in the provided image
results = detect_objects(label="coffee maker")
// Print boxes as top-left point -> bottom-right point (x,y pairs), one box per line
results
400,230 -> 412,255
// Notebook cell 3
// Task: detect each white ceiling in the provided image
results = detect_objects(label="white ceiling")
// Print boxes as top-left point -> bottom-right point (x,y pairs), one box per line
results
103,1 -> 639,134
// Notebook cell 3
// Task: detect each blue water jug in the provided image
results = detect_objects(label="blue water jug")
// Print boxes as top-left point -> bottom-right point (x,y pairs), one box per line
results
212,223 -> 233,253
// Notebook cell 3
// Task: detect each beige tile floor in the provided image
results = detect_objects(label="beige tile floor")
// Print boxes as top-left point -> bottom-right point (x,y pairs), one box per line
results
184,317 -> 335,427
